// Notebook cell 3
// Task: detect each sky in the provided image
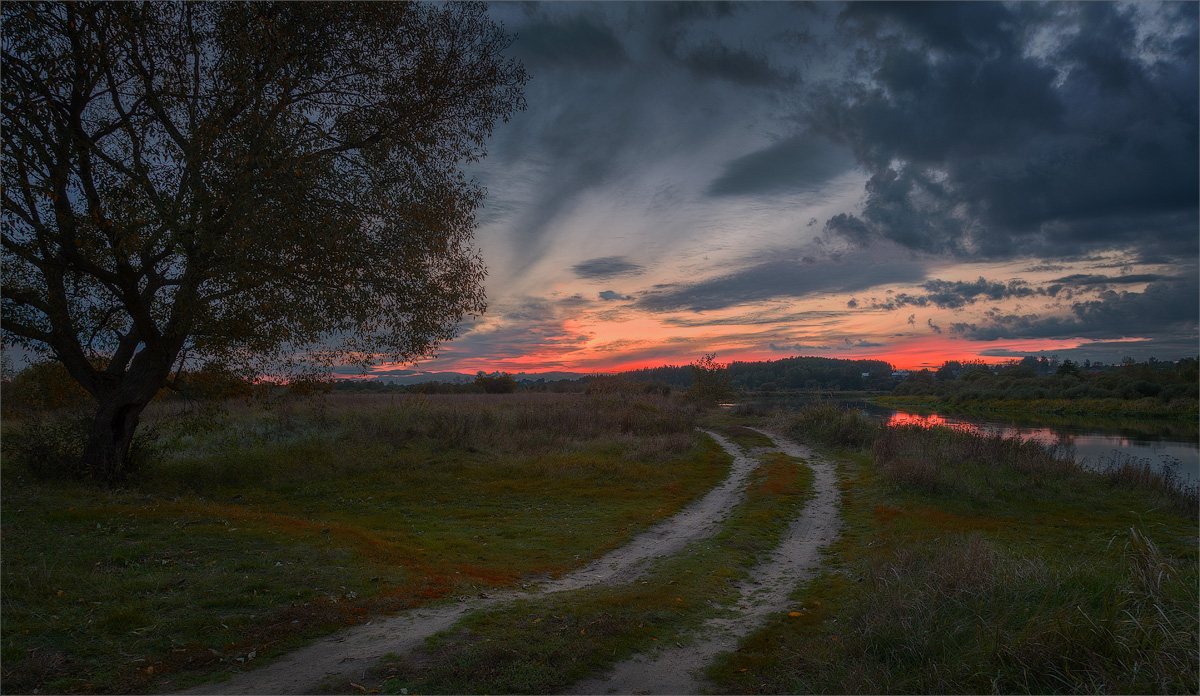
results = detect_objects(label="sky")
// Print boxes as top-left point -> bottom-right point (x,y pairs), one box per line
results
358,1 -> 1199,380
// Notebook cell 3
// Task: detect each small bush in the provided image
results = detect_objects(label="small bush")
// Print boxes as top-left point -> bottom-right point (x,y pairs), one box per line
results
778,404 -> 878,449
4,412 -> 89,479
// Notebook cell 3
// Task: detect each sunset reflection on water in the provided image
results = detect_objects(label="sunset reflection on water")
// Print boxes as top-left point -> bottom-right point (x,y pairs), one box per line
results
878,407 -> 1197,481
886,411 -> 1075,447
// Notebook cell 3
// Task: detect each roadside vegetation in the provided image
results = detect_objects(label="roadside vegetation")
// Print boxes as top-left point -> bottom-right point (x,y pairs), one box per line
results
1,391 -> 724,694
710,404 -> 1198,694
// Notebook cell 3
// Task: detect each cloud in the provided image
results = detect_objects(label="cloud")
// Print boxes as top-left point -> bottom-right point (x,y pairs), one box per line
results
636,248 -> 927,313
863,272 -> 1175,313
949,275 -> 1199,341
769,342 -> 836,353
677,39 -> 798,87
707,133 -> 856,197
768,337 -> 885,353
663,308 -> 849,328
865,276 -> 1040,311
927,318 -> 943,335
512,17 -> 629,70
1047,273 -> 1165,287
598,290 -> 631,301
845,337 -> 884,348
573,256 -> 646,280
813,2 -> 1199,261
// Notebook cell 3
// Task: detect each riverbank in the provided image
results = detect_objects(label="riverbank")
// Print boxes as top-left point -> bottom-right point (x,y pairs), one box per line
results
709,405 -> 1198,694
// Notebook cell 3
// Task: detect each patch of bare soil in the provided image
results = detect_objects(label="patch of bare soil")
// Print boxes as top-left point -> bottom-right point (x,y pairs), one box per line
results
566,429 -> 841,695
179,430 -> 768,695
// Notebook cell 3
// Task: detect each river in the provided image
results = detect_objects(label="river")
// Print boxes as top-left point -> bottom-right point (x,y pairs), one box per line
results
739,395 -> 1200,485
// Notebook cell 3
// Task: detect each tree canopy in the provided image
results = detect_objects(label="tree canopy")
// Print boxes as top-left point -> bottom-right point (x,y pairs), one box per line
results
1,1 -> 527,481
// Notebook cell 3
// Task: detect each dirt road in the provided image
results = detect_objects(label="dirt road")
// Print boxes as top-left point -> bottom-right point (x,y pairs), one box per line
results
182,428 -> 840,695
567,429 -> 841,694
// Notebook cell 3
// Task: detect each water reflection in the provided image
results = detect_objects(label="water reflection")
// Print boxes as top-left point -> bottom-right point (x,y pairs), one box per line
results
741,395 -> 1200,483
876,404 -> 1199,483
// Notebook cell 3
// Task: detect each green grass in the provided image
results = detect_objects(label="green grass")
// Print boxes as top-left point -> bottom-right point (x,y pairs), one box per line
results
708,407 -> 1199,694
1,393 -> 725,694
363,441 -> 814,695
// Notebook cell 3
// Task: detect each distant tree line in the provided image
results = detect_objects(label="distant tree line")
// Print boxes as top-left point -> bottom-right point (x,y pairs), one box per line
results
7,354 -> 1194,419
894,356 -> 1199,405
618,356 -> 895,392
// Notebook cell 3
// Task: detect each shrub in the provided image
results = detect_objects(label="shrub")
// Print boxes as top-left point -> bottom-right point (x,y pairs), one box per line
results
4,412 -> 89,479
1,359 -> 94,418
779,404 -> 878,449
686,354 -> 734,407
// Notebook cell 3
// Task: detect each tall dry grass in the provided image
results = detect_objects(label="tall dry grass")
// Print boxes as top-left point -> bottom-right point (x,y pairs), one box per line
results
831,529 -> 1198,694
774,404 -> 1197,514
135,392 -> 701,491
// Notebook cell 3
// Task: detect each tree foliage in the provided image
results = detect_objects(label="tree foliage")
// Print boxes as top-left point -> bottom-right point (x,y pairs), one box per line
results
474,371 -> 516,394
687,353 -> 734,406
1,2 -> 527,481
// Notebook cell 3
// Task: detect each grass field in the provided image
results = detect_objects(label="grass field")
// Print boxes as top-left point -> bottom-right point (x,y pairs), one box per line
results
1,392 -> 726,693
4,395 -> 1196,694
709,405 -> 1199,694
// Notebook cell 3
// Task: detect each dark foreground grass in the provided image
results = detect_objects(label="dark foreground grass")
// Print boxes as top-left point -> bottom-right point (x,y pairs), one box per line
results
709,407 -> 1199,694
1,393 -> 724,694
362,428 -> 814,695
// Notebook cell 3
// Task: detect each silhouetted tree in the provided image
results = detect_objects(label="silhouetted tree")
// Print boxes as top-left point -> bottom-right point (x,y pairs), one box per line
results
2,2 -> 527,482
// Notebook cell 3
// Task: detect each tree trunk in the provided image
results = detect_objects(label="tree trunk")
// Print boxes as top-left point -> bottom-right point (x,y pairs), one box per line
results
82,398 -> 148,484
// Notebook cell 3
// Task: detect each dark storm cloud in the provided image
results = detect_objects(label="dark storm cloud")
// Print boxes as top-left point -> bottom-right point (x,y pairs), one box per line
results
949,275 -> 1199,342
813,2 -> 1199,261
664,309 -> 849,328
636,252 -> 927,313
868,277 -> 1040,311
573,256 -> 646,280
677,40 -> 798,87
1048,274 -> 1165,288
707,133 -> 856,197
869,271 -> 1182,313
511,17 -> 628,70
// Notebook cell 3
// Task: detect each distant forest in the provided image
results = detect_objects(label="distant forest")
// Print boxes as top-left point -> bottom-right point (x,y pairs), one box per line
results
618,356 -> 895,392
889,356 -> 1199,407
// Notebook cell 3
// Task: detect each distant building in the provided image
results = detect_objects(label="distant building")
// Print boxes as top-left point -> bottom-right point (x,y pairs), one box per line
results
892,370 -> 911,380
